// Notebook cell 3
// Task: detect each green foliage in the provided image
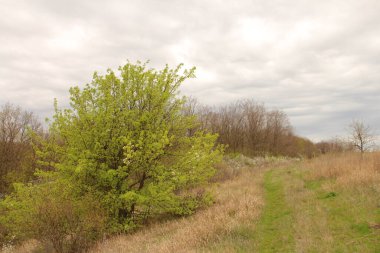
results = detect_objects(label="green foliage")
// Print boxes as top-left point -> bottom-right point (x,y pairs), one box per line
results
0,176 -> 105,253
43,62 -> 222,232
31,129 -> 65,173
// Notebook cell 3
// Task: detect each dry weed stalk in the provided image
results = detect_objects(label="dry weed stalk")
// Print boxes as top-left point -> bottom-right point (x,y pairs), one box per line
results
307,152 -> 380,187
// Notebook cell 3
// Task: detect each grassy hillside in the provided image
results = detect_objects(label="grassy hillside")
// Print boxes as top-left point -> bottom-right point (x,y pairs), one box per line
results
5,153 -> 380,253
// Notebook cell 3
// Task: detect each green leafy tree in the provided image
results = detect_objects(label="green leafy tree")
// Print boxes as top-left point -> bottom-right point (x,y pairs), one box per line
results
48,62 -> 223,231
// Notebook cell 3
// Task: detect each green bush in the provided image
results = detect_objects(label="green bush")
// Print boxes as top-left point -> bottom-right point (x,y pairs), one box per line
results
46,62 -> 223,231
0,177 -> 106,253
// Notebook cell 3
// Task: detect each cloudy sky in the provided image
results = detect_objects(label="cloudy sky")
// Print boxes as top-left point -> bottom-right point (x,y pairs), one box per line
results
1,0 -> 379,141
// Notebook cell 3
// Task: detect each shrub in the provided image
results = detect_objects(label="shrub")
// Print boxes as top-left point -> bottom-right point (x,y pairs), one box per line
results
0,177 -> 106,253
45,62 -> 223,231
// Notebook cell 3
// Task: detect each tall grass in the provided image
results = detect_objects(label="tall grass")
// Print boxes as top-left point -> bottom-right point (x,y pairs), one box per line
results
306,152 -> 380,187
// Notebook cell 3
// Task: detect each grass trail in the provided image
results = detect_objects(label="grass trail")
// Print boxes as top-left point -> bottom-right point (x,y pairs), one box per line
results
201,163 -> 293,253
224,162 -> 380,253
252,169 -> 295,252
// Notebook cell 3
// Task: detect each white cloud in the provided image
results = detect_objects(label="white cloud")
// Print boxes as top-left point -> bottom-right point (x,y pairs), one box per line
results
48,26 -> 89,50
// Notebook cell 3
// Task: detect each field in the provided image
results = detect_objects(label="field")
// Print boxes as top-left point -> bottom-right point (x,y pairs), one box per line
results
5,153 -> 380,253
91,152 -> 380,253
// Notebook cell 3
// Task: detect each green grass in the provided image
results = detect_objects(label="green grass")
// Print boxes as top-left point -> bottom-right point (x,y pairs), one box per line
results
319,187 -> 380,252
252,169 -> 295,252
200,163 -> 380,253
303,179 -> 322,190
282,166 -> 380,253
201,168 -> 295,253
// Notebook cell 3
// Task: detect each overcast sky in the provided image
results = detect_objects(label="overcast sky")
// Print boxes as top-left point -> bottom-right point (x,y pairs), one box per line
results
1,0 -> 379,141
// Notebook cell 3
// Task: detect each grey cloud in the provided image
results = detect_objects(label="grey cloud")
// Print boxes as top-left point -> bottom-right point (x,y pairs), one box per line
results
1,0 -> 380,141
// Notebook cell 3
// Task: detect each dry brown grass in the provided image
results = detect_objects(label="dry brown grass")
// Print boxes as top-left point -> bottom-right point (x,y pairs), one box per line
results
90,162 -> 265,253
0,240 -> 39,253
306,152 -> 380,187
291,152 -> 380,252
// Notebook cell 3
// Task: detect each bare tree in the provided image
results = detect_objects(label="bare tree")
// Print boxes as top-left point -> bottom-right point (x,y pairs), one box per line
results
316,137 -> 354,154
194,99 -> 303,157
348,119 -> 375,154
0,103 -> 42,193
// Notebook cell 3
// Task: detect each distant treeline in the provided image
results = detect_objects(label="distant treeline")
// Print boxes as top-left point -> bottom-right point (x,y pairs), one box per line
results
184,98 -> 352,159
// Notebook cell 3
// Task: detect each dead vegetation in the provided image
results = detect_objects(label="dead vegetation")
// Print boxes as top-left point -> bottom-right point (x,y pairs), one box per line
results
306,152 -> 380,187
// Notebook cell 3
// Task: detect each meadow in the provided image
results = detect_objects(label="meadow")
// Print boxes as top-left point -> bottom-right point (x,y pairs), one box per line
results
91,152 -> 380,253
